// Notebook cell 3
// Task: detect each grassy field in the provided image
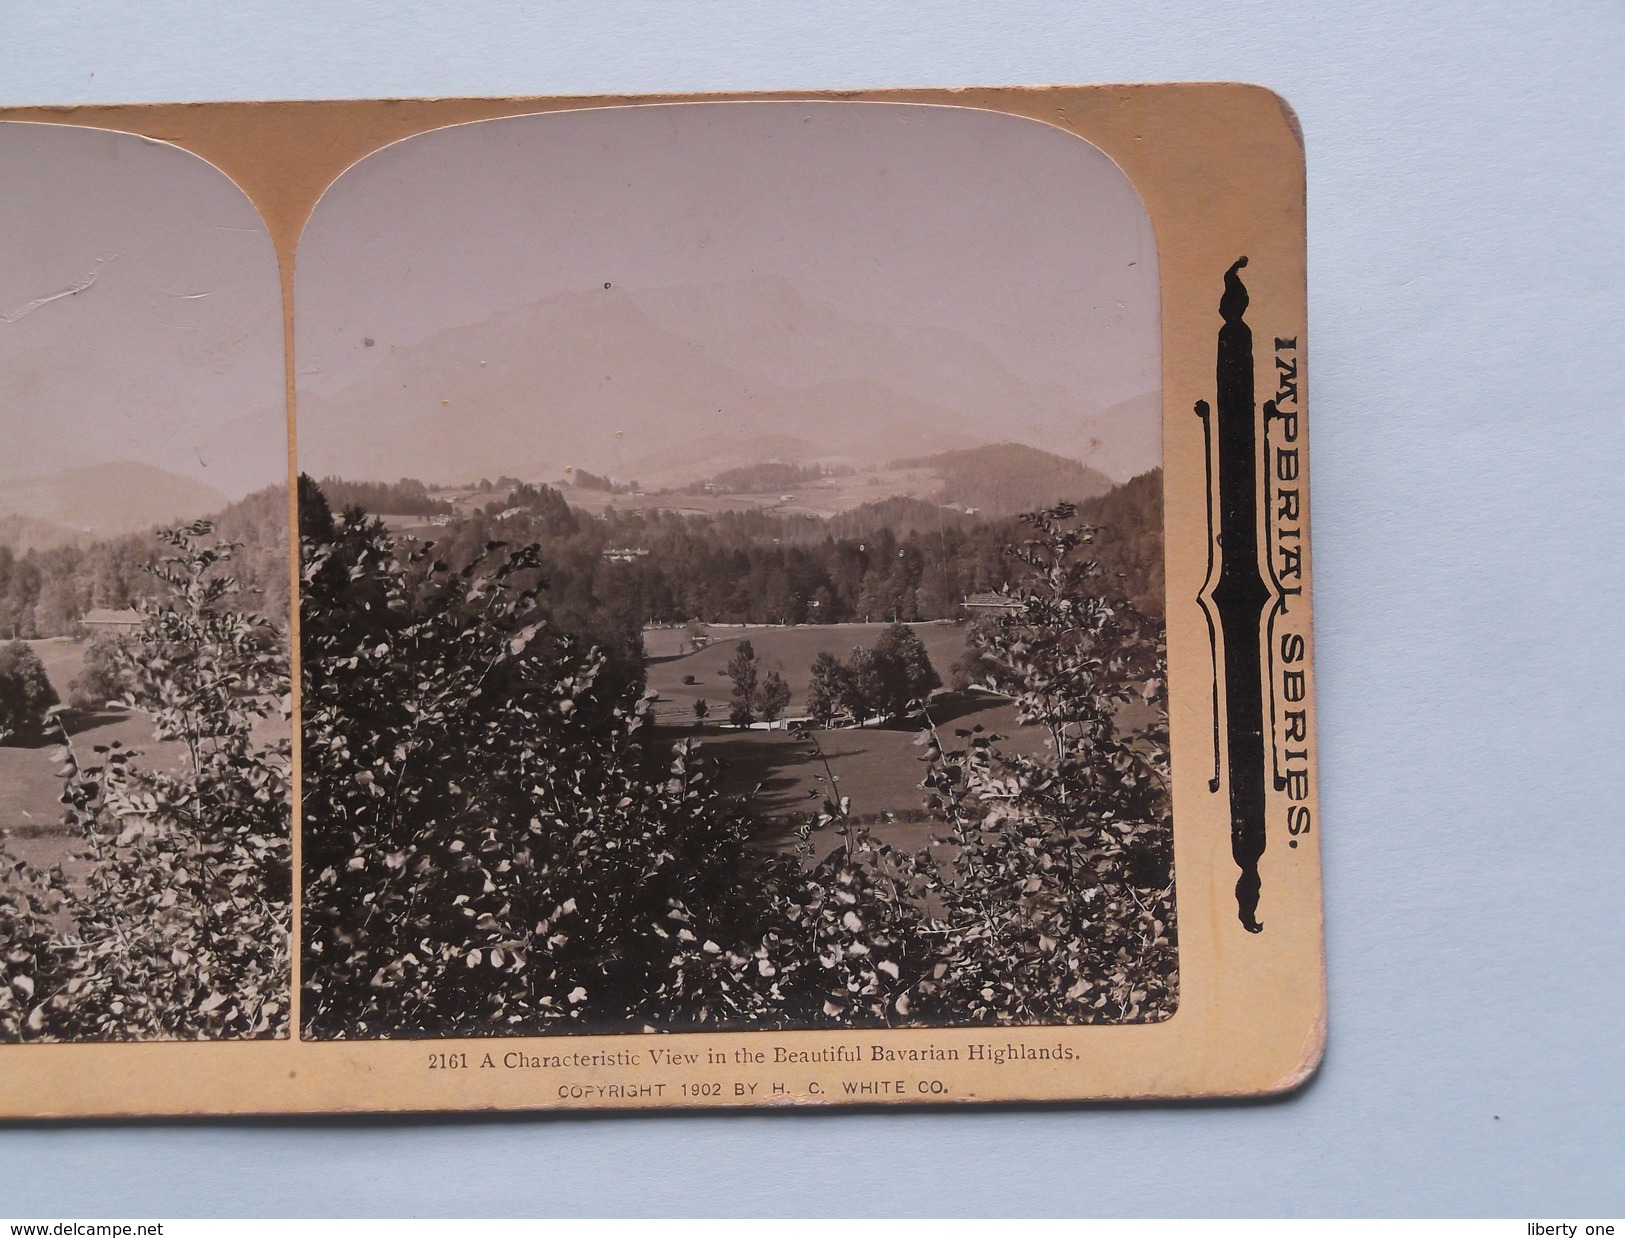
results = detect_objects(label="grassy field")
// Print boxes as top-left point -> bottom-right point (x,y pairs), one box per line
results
2,640 -> 165,868
674,696 -> 1050,860
0,639 -> 287,872
5,623 -> 1146,871
644,620 -> 971,725
644,619 -> 1162,860
643,619 -> 1055,856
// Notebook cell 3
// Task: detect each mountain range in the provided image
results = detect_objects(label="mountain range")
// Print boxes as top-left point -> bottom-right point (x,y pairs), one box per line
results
295,275 -> 1159,488
0,462 -> 230,550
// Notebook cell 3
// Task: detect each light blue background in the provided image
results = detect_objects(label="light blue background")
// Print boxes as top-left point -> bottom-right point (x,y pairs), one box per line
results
2,1 -> 1621,1218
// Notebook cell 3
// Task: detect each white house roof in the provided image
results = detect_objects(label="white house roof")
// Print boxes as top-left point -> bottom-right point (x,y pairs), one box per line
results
81,608 -> 143,626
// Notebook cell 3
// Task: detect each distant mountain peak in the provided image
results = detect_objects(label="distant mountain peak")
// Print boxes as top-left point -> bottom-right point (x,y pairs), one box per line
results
297,275 -> 1160,486
0,461 -> 231,541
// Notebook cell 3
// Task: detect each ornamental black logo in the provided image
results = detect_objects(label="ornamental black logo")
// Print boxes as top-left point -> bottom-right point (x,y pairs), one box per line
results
1196,258 -> 1313,935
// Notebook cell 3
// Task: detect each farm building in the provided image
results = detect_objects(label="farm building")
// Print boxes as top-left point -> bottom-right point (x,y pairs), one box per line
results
80,607 -> 143,632
960,592 -> 1023,616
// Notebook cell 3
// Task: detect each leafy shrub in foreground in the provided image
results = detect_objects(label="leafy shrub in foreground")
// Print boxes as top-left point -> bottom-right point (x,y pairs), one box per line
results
296,481 -> 1175,1036
298,480 -> 792,1037
915,505 -> 1175,1023
0,524 -> 291,1041
774,505 -> 1175,1027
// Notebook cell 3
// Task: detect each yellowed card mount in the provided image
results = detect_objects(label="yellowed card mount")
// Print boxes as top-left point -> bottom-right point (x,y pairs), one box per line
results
0,85 -> 1321,1115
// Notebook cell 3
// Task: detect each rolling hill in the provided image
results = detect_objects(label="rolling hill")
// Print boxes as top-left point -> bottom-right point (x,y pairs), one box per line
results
0,513 -> 87,553
891,443 -> 1115,516
0,462 -> 231,545
295,275 -> 1159,488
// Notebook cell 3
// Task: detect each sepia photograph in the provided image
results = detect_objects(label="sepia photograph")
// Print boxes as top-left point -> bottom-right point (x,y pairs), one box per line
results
5,0 -> 1621,1218
0,84 -> 1324,1117
294,100 -> 1175,1040
0,122 -> 292,1041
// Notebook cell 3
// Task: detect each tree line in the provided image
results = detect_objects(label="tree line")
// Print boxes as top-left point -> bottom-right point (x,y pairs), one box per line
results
0,486 -> 289,639
0,468 -> 1160,643
397,470 -> 1163,636
310,476 -> 453,516
0,470 -> 1159,647
690,625 -> 945,731
805,627 -> 942,727
674,460 -> 850,496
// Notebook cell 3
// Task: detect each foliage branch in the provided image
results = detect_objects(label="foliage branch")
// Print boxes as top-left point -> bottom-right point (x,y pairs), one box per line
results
0,523 -> 291,1041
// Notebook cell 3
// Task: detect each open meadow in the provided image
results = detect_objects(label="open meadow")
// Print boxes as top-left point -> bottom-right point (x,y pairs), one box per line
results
644,620 -> 1058,858
1,640 -> 174,868
0,638 -> 285,872
644,619 -> 971,722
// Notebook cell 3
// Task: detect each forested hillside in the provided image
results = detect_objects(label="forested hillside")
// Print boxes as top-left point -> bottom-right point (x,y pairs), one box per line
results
309,476 -> 453,517
0,462 -> 1160,642
676,461 -> 851,495
0,462 -> 230,541
0,486 -> 289,638
892,443 -> 1116,516
1072,469 -> 1164,618
0,514 -> 87,555
301,467 -> 1163,639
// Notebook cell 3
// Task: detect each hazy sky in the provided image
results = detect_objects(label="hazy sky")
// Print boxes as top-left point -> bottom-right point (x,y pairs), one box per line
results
296,101 -> 1160,476
0,123 -> 285,498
